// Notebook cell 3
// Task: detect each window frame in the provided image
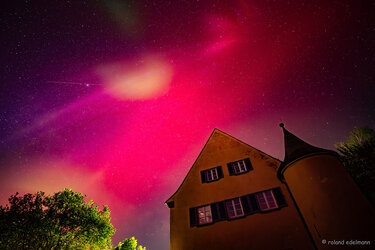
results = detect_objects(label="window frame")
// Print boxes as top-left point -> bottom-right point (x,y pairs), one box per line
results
225,198 -> 245,219
197,205 -> 213,225
205,168 -> 218,182
232,159 -> 248,174
201,166 -> 223,183
227,158 -> 253,176
256,190 -> 279,212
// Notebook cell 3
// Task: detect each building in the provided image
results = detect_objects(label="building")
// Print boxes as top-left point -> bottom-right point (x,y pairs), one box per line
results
165,124 -> 375,250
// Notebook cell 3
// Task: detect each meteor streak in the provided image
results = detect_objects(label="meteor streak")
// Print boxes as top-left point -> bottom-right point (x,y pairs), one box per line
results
47,81 -> 103,86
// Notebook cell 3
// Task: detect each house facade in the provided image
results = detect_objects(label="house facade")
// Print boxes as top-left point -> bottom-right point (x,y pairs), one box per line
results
166,125 -> 375,249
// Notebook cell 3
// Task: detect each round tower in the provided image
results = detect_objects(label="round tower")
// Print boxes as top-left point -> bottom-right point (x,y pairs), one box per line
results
277,124 -> 375,249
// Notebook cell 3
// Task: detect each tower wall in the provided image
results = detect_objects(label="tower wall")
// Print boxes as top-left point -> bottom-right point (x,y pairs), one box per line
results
282,154 -> 375,249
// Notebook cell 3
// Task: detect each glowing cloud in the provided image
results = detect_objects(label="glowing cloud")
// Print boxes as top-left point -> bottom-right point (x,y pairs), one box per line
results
0,158 -> 113,206
98,55 -> 173,100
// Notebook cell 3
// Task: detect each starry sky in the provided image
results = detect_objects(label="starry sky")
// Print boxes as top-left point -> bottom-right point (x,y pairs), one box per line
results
1,0 -> 374,249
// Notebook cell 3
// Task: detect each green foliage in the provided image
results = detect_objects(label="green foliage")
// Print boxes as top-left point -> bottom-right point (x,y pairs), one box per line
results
114,237 -> 146,250
0,188 -> 115,249
335,126 -> 375,206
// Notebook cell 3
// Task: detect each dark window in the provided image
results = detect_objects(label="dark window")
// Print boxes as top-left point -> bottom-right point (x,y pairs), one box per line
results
225,198 -> 244,218
201,166 -> 223,183
227,158 -> 253,175
256,190 -> 278,211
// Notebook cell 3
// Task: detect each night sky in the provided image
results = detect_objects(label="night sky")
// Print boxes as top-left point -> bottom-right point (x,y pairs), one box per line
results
1,0 -> 374,249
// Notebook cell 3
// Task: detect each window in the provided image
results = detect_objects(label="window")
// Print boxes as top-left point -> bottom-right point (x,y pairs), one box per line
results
190,203 -> 226,227
232,160 -> 247,174
189,187 -> 287,227
201,166 -> 223,183
225,198 -> 244,218
227,158 -> 253,175
197,205 -> 212,225
206,168 -> 218,182
256,190 -> 278,211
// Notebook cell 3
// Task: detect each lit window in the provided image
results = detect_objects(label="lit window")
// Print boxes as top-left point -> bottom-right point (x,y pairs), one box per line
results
256,190 -> 278,211
225,198 -> 244,218
197,205 -> 213,225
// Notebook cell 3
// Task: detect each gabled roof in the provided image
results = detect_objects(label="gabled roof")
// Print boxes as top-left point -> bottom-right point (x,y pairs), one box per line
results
165,128 -> 281,204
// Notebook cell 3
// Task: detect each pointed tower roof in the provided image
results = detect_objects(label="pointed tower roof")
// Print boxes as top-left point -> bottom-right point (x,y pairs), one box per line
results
280,123 -> 332,164
277,123 -> 337,181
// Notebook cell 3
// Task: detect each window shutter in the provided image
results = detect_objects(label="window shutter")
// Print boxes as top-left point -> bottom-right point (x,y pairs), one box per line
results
217,166 -> 223,179
244,158 -> 253,171
189,208 -> 197,227
273,187 -> 287,207
249,194 -> 259,212
240,196 -> 251,214
200,171 -> 206,183
227,163 -> 234,175
218,201 -> 227,219
211,203 -> 219,221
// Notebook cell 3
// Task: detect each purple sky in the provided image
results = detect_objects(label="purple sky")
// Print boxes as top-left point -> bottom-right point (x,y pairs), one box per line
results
1,1 -> 374,249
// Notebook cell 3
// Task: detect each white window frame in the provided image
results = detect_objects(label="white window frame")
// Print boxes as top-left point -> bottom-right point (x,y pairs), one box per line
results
232,160 -> 248,174
205,168 -> 218,182
225,198 -> 244,218
197,205 -> 213,225
256,190 -> 278,211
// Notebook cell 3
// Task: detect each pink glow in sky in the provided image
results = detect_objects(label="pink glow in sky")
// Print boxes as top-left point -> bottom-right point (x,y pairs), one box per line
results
1,1 -> 373,249
99,55 -> 173,100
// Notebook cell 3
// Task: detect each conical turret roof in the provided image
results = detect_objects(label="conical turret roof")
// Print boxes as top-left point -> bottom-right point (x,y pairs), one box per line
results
280,123 -> 332,164
277,123 -> 336,180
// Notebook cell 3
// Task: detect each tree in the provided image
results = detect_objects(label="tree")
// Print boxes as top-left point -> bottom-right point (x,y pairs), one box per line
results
335,126 -> 375,206
114,237 -> 146,250
0,188 -> 115,249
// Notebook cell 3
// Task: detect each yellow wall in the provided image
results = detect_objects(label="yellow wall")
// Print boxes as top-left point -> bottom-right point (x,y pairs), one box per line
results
167,130 -> 314,250
283,154 -> 375,249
